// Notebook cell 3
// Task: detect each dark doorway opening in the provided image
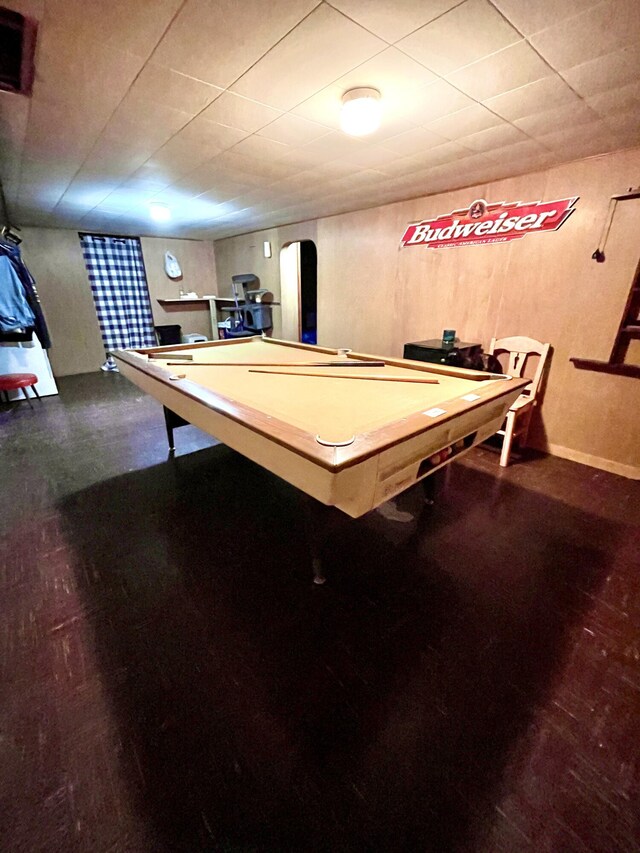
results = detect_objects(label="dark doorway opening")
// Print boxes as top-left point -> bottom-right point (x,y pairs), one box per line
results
299,240 -> 317,345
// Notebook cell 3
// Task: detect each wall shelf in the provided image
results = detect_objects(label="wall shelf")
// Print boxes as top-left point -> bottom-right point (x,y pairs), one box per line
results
157,298 -> 210,311
570,358 -> 640,379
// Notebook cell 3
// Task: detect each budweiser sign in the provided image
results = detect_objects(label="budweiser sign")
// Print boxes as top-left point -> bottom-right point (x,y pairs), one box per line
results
401,197 -> 578,249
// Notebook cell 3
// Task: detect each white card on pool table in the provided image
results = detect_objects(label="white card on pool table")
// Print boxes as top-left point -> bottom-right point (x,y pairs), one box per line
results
462,393 -> 480,401
423,407 -> 447,417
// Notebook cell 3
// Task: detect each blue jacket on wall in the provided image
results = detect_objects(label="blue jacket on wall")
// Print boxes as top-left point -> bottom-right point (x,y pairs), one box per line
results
0,255 -> 36,333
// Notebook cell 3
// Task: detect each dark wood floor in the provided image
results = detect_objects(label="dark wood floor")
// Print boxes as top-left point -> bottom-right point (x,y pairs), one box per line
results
1,372 -> 639,853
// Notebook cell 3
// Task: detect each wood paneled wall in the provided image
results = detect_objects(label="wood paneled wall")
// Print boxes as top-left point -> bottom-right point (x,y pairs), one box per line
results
20,227 -> 105,377
214,221 -> 317,338
214,147 -> 640,478
20,229 -> 218,376
141,236 -> 217,339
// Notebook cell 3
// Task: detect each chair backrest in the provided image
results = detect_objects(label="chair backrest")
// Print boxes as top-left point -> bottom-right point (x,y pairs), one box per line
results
489,336 -> 551,400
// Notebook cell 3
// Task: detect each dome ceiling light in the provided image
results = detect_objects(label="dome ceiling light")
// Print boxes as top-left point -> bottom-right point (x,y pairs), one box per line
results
340,87 -> 381,137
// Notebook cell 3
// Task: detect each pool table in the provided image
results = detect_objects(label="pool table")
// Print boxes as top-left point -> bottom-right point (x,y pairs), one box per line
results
114,336 -> 526,525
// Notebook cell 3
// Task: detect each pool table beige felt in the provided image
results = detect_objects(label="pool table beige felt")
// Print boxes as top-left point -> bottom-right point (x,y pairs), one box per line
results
113,337 -> 528,518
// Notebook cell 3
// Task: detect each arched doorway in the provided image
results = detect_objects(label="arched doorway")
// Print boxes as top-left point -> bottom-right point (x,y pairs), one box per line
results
279,240 -> 317,343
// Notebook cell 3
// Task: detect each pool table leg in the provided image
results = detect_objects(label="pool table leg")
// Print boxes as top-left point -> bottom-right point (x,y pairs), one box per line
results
422,473 -> 437,506
163,406 -> 176,451
162,406 -> 190,452
301,495 -> 345,585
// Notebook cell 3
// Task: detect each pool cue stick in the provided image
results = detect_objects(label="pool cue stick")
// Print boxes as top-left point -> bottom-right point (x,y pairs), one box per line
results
401,363 -> 504,381
165,360 -> 386,367
248,369 -> 439,384
148,352 -> 193,360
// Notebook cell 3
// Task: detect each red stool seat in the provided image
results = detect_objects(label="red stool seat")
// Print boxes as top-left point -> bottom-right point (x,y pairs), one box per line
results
0,373 -> 38,391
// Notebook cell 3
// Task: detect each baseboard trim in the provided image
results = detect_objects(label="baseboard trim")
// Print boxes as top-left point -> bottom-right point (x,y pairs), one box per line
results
547,443 -> 640,480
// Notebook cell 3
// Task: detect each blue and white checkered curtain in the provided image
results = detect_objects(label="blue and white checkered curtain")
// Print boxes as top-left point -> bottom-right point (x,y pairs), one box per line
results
80,235 -> 156,364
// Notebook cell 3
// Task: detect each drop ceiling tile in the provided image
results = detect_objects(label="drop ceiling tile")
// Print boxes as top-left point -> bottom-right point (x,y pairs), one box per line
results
275,147 -> 333,172
94,119 -> 173,155
396,0 -> 521,75
291,85 -> 345,130
191,162 -> 266,189
57,178 -> 127,211
23,100 -> 100,161
537,120 -> 617,153
230,5 -> 387,110
257,114 -> 331,145
586,81 -> 640,117
604,108 -> 640,141
297,131 -> 369,162
200,93 -> 282,133
119,176 -> 173,193
530,1 -> 640,71
426,104 -> 503,140
365,117 -> 423,144
540,134 -> 618,163
152,0 -> 317,87
331,0 -> 461,42
230,135 -> 291,161
80,145 -> 157,182
275,170 -> 330,191
224,186 -> 280,206
43,0 -> 183,58
333,46 -> 439,98
448,41 -> 552,102
379,155 -> 432,180
32,34 -> 144,112
179,117 -> 249,151
383,126 -> 449,155
514,101 -> 601,137
562,45 -> 640,98
131,159 -> 194,187
483,76 -> 581,121
79,212 -> 126,231
412,140 -> 475,168
54,201 -> 98,220
305,160 -> 358,179
482,138 -> 553,164
458,122 -> 529,152
106,95 -> 194,140
505,150 -> 558,171
128,63 -> 224,114
339,146 -> 402,169
408,80 -> 476,125
210,150 -> 293,182
345,169 -> 389,189
145,137 -> 220,177
490,0 -> 601,37
171,167 -> 255,198
377,154 -> 429,178
94,188 -> 152,214
266,184 -> 321,205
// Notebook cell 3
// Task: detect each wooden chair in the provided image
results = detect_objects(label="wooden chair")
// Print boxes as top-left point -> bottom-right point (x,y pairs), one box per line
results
488,336 -> 551,467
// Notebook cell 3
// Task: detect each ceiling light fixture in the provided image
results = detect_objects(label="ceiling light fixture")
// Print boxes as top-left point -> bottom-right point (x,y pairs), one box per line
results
149,201 -> 171,222
340,87 -> 381,137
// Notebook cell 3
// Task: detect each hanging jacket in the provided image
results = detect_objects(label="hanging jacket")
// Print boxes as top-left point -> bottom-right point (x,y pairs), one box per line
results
0,242 -> 52,348
0,256 -> 36,333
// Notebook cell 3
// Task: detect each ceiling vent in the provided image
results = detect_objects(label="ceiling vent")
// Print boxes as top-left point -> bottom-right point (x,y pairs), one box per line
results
0,7 -> 37,95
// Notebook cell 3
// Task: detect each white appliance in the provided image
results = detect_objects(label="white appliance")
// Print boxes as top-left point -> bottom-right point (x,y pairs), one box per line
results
181,333 -> 208,345
0,339 -> 58,399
